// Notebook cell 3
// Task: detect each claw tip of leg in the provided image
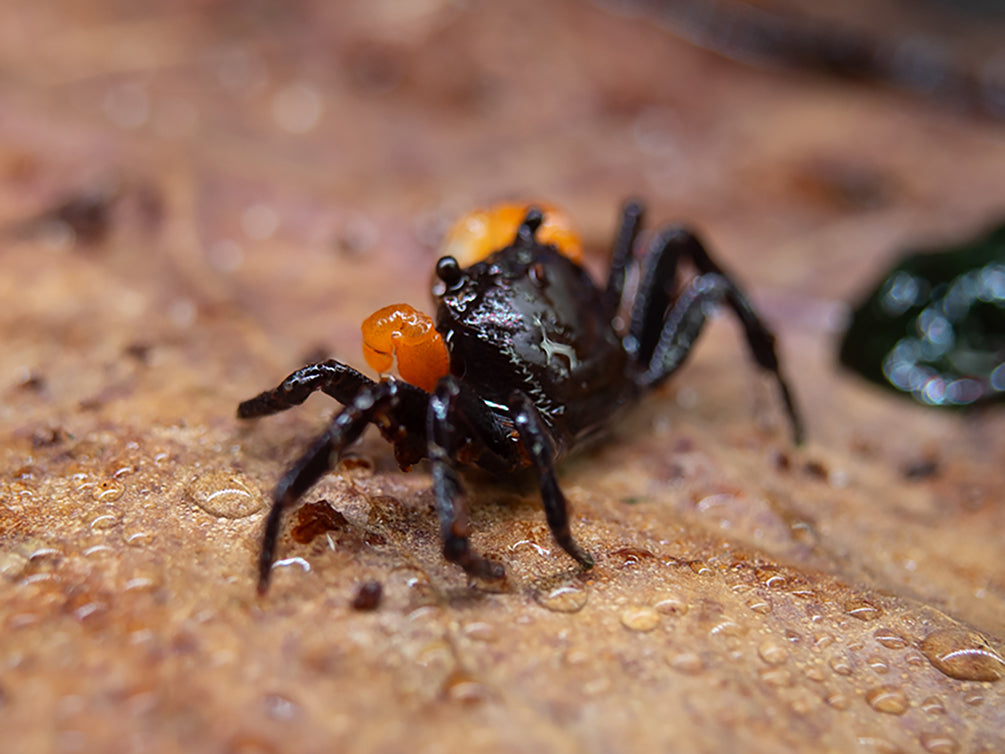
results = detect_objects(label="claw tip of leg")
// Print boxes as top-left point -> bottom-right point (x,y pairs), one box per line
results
256,572 -> 271,596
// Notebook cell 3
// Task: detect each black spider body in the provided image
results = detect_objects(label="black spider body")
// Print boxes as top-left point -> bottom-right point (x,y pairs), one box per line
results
436,241 -> 631,455
240,202 -> 803,593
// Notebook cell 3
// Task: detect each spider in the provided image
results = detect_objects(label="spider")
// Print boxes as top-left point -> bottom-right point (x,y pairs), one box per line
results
239,200 -> 804,593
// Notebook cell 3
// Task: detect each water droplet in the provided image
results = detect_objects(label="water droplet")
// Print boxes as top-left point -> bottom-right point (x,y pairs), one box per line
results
443,671 -> 489,704
272,556 -> 310,575
8,480 -> 35,505
533,576 -> 588,613
905,652 -> 927,668
89,513 -> 119,530
758,639 -> 789,666
874,628 -> 908,650
689,560 -> 713,576
866,685 -> 909,715
583,677 -> 612,696
868,656 -> 891,674
919,731 -> 959,754
20,573 -> 56,587
272,81 -> 323,134
73,600 -> 106,623
746,596 -> 772,614
804,665 -> 826,682
29,547 -> 61,561
757,567 -> 788,588
509,539 -> 551,558
829,655 -> 853,676
920,627 -> 1005,682
708,620 -> 745,638
620,606 -> 660,632
653,596 -> 688,616
963,691 -> 984,706
667,651 -> 704,675
461,622 -> 497,643
92,479 -> 124,502
789,692 -> 817,715
611,546 -> 655,566
813,632 -> 835,649
920,696 -> 946,715
825,691 -> 851,710
759,668 -> 791,687
844,598 -> 883,621
188,473 -> 263,519
111,463 -> 135,479
263,693 -> 299,721
124,576 -> 158,592
242,203 -> 279,242
9,612 -> 39,629
788,587 -> 817,600
123,530 -> 154,547
417,639 -> 454,670
0,552 -> 27,580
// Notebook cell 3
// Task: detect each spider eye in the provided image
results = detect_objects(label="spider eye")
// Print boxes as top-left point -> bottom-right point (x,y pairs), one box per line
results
435,255 -> 464,289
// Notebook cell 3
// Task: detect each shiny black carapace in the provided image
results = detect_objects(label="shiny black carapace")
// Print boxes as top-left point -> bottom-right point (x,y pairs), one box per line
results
239,201 -> 803,593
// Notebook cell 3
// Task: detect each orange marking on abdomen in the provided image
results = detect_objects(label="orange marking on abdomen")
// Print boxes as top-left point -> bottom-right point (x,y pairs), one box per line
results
443,202 -> 583,267
361,303 -> 450,393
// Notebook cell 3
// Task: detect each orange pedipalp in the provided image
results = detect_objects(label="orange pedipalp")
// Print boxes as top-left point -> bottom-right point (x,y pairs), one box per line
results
443,202 -> 583,267
361,303 -> 450,393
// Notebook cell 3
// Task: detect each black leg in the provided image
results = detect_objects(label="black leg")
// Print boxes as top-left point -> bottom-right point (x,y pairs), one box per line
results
640,273 -> 729,384
256,380 -> 405,594
427,376 -> 514,581
629,227 -> 803,443
508,391 -> 595,570
639,269 -> 805,444
602,199 -> 645,315
238,360 -> 376,418
626,226 -> 694,363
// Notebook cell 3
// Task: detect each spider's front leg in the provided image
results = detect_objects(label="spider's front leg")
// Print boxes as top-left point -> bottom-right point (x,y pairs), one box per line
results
508,391 -> 594,570
631,228 -> 804,444
426,381 -> 594,582
237,359 -> 376,418
252,379 -> 425,594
